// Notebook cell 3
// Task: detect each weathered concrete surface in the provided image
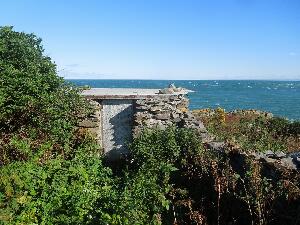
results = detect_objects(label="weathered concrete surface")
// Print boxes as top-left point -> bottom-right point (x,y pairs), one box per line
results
101,99 -> 134,160
82,88 -> 192,99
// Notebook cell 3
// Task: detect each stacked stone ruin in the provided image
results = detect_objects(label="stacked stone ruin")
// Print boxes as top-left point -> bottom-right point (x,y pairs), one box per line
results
133,94 -> 207,135
79,86 -> 300,171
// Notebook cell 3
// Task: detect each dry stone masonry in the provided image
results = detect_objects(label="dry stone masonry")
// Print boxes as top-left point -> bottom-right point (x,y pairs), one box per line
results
133,94 -> 207,136
80,86 -> 300,171
80,85 -> 208,160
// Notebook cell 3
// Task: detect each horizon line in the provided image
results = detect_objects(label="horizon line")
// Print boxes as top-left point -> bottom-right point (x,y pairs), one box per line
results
64,78 -> 300,81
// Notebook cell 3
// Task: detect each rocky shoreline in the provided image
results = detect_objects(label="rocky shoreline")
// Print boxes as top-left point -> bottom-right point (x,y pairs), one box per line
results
79,85 -> 300,172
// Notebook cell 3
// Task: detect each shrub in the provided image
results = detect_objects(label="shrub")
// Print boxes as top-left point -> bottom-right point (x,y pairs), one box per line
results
0,26 -> 109,224
129,127 -> 203,168
127,127 -> 205,224
128,127 -> 300,225
0,149 -> 114,225
0,26 -> 91,164
195,109 -> 299,153
268,117 -> 300,137
287,121 -> 300,136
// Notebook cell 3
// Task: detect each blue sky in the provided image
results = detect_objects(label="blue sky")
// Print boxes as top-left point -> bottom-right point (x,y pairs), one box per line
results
1,0 -> 300,80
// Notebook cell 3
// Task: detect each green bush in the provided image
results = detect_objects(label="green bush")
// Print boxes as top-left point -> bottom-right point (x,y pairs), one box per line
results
128,127 -> 300,225
125,127 -> 205,224
268,117 -> 300,137
1,26 -> 59,129
0,26 -> 91,164
200,109 -> 293,153
0,150 -> 114,225
92,167 -> 172,225
287,121 -> 300,136
129,127 -> 203,168
0,26 -> 110,224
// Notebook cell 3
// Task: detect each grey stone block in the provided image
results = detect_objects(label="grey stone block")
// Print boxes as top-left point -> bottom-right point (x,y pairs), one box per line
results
155,113 -> 170,120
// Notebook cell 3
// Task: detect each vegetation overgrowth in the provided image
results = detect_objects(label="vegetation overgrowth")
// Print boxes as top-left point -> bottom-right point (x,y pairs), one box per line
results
1,27 -> 299,225
193,108 -> 300,153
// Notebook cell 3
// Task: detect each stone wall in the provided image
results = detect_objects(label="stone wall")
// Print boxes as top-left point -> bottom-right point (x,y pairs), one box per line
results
79,92 -> 300,170
132,95 -> 300,171
79,94 -> 209,159
133,94 -> 207,136
78,100 -> 102,145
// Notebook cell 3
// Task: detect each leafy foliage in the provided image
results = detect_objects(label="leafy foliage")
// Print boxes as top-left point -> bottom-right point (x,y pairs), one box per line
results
193,108 -> 300,153
126,127 -> 300,225
0,150 -> 113,225
0,26 -> 91,165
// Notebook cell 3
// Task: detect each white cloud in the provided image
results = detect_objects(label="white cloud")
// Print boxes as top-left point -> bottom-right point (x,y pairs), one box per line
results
289,52 -> 297,56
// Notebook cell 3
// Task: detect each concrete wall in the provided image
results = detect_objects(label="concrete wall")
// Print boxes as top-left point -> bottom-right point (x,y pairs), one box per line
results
101,99 -> 134,160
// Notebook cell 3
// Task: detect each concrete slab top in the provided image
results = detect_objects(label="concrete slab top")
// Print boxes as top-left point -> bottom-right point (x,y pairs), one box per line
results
81,88 -> 192,99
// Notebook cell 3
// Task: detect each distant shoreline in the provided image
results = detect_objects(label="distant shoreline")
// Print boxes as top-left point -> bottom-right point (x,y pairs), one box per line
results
65,78 -> 300,81
69,80 -> 300,120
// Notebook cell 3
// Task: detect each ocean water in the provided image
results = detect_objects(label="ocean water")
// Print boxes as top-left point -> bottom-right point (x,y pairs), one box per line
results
68,80 -> 300,120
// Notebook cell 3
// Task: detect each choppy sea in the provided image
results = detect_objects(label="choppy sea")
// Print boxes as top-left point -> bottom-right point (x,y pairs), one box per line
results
68,80 -> 300,120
